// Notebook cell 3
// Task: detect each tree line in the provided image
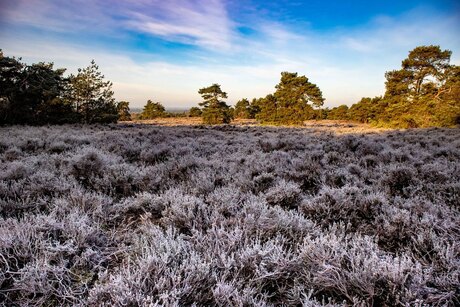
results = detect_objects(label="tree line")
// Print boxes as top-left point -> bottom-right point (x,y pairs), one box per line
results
323,46 -> 460,127
1,45 -> 459,127
0,51 -> 127,125
189,45 -> 459,127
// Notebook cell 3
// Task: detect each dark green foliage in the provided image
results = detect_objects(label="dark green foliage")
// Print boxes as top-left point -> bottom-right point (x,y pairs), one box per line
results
255,94 -> 277,123
0,51 -> 24,124
117,101 -> 131,121
0,52 -> 77,125
327,104 -> 349,120
249,98 -> 262,118
234,98 -> 251,119
68,60 -> 118,124
1,52 -> 118,125
188,106 -> 202,117
347,96 -> 386,123
140,100 -> 165,119
348,45 -> 460,128
257,72 -> 324,125
234,98 -> 261,119
198,84 -> 232,124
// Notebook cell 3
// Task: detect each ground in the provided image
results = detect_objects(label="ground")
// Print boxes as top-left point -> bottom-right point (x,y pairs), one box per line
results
0,122 -> 459,306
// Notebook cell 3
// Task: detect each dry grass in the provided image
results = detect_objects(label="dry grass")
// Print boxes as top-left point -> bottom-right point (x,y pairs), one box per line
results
123,117 -> 387,134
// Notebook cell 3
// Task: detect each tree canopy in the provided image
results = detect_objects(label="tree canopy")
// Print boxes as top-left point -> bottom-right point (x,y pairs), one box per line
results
234,98 -> 251,119
117,101 -> 132,121
0,52 -> 77,125
188,106 -> 202,117
256,72 -> 324,124
140,100 -> 166,119
69,60 -> 118,124
198,84 -> 232,124
347,45 -> 459,128
0,52 -> 120,125
1,46 -> 458,128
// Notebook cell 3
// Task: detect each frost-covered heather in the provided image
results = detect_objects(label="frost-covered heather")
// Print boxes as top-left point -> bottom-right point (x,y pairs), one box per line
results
0,124 -> 459,306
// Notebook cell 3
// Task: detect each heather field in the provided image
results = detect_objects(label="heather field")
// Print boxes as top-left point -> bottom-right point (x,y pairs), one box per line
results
0,123 -> 459,306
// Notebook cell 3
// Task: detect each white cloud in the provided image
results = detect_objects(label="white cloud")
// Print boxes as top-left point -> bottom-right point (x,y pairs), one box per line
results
1,3 -> 459,108
1,0 -> 235,51
124,0 -> 234,50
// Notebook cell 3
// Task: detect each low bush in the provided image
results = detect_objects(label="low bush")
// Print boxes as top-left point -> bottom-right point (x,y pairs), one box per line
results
0,125 -> 458,305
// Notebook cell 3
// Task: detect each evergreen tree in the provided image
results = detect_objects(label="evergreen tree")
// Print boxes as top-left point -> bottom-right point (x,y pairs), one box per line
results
0,51 -> 76,125
198,84 -> 232,124
234,98 -> 251,119
140,100 -> 165,119
0,51 -> 23,124
117,101 -> 132,121
189,106 -> 202,117
382,45 -> 458,127
327,105 -> 349,120
257,72 -> 324,125
347,97 -> 385,123
256,94 -> 277,123
249,98 -> 262,119
69,60 -> 117,123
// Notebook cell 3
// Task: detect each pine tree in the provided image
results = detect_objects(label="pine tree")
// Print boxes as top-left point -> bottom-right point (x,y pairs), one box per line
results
257,72 -> 324,125
117,101 -> 132,121
198,84 -> 232,124
234,98 -> 251,119
0,51 -> 75,125
140,100 -> 165,119
69,60 -> 117,123
188,106 -> 202,117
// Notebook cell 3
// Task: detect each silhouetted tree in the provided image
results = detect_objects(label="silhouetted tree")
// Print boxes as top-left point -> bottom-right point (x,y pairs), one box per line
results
0,51 -> 76,125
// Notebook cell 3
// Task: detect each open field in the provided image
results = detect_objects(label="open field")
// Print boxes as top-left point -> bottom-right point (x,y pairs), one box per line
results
126,118 -> 387,134
128,117 -> 259,126
0,124 -> 459,306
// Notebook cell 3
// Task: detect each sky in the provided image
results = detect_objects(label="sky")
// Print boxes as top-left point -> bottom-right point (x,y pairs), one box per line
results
1,0 -> 459,109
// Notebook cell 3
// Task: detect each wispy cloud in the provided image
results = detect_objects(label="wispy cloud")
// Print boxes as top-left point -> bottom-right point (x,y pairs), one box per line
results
1,1 -> 459,107
124,0 -> 234,50
0,0 -> 235,51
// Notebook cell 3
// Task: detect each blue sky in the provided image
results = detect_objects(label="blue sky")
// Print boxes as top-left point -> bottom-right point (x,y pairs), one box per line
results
1,0 -> 459,108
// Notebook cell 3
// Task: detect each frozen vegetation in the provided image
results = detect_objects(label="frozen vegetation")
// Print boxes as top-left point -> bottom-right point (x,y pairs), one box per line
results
0,124 -> 459,306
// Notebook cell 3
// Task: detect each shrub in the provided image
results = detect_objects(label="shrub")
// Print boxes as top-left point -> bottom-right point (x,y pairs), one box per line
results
265,180 -> 301,209
1,125 -> 459,305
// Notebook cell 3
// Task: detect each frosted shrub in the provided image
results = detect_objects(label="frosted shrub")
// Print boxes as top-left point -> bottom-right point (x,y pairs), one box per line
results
382,166 -> 417,197
70,149 -> 106,185
0,161 -> 29,180
301,187 -> 387,232
3,147 -> 22,161
139,145 -> 171,165
252,172 -> 275,193
265,180 -> 301,209
0,125 -> 459,305
48,141 -> 70,154
110,192 -> 164,226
